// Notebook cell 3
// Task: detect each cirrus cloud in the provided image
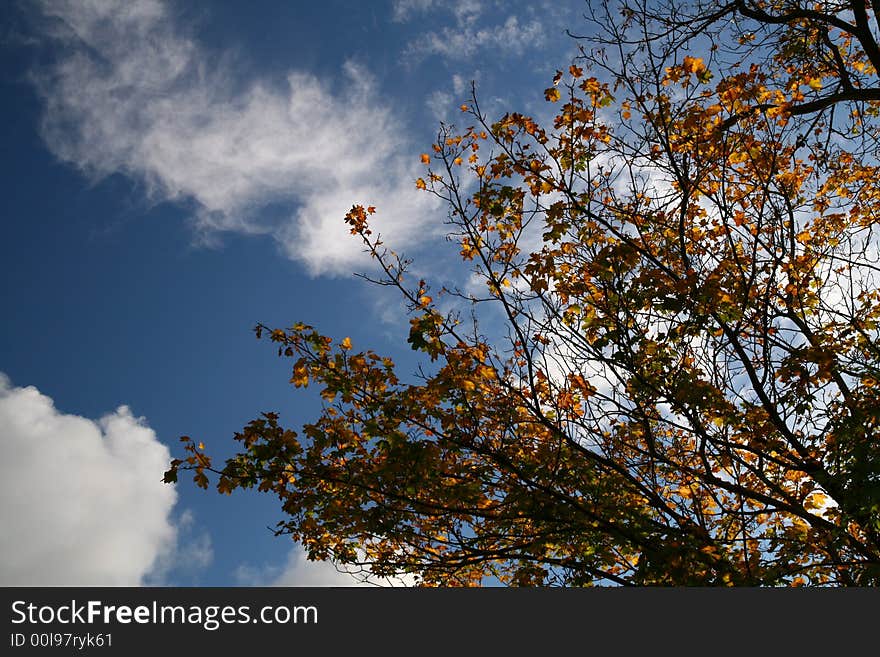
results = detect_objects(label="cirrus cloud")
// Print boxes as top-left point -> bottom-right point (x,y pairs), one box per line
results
30,0 -> 437,276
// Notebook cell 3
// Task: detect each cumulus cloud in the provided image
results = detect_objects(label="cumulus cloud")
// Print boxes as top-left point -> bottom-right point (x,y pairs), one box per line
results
145,509 -> 214,585
235,544 -> 418,587
0,373 -> 182,585
30,0 -> 436,276
235,545 -> 364,587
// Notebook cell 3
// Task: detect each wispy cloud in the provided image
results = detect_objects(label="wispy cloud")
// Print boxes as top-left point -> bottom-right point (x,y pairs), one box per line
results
0,373 -> 180,585
29,0 -> 437,276
392,0 -> 483,25
426,73 -> 479,122
395,0 -> 556,64
392,0 -> 441,22
405,14 -> 546,61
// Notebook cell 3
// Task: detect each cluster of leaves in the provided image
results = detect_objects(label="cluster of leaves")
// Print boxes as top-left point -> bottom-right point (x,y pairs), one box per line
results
166,1 -> 880,585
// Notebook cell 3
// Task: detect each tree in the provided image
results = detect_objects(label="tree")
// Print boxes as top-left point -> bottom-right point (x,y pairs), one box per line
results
166,1 -> 880,585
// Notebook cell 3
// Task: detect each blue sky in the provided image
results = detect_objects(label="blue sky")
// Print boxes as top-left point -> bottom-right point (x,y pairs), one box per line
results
0,0 -> 586,586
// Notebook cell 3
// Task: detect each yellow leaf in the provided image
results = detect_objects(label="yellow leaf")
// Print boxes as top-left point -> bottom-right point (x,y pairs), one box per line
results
291,364 -> 309,388
808,78 -> 822,90
795,230 -> 812,244
340,337 -> 352,350
416,178 -> 427,190
804,491 -> 830,511
545,87 -> 561,102
420,153 -> 430,164
683,56 -> 705,75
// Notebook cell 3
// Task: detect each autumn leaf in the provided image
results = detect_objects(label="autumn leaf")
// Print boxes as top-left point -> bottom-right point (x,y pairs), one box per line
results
290,363 -> 309,388
169,1 -> 880,588
683,56 -> 705,75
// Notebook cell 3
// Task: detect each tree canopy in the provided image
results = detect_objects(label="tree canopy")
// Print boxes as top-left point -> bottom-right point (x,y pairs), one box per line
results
166,1 -> 880,585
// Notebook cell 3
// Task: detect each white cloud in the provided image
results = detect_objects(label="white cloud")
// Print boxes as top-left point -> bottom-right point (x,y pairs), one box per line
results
0,373 -> 181,585
393,0 -> 483,25
425,72 -> 481,122
30,0 -> 437,276
392,0 -> 442,22
234,545 -> 364,587
235,543 -> 418,586
404,14 -> 545,61
451,73 -> 469,96
394,0 -> 555,63
145,509 -> 214,585
273,546 -> 368,587
425,89 -> 455,121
